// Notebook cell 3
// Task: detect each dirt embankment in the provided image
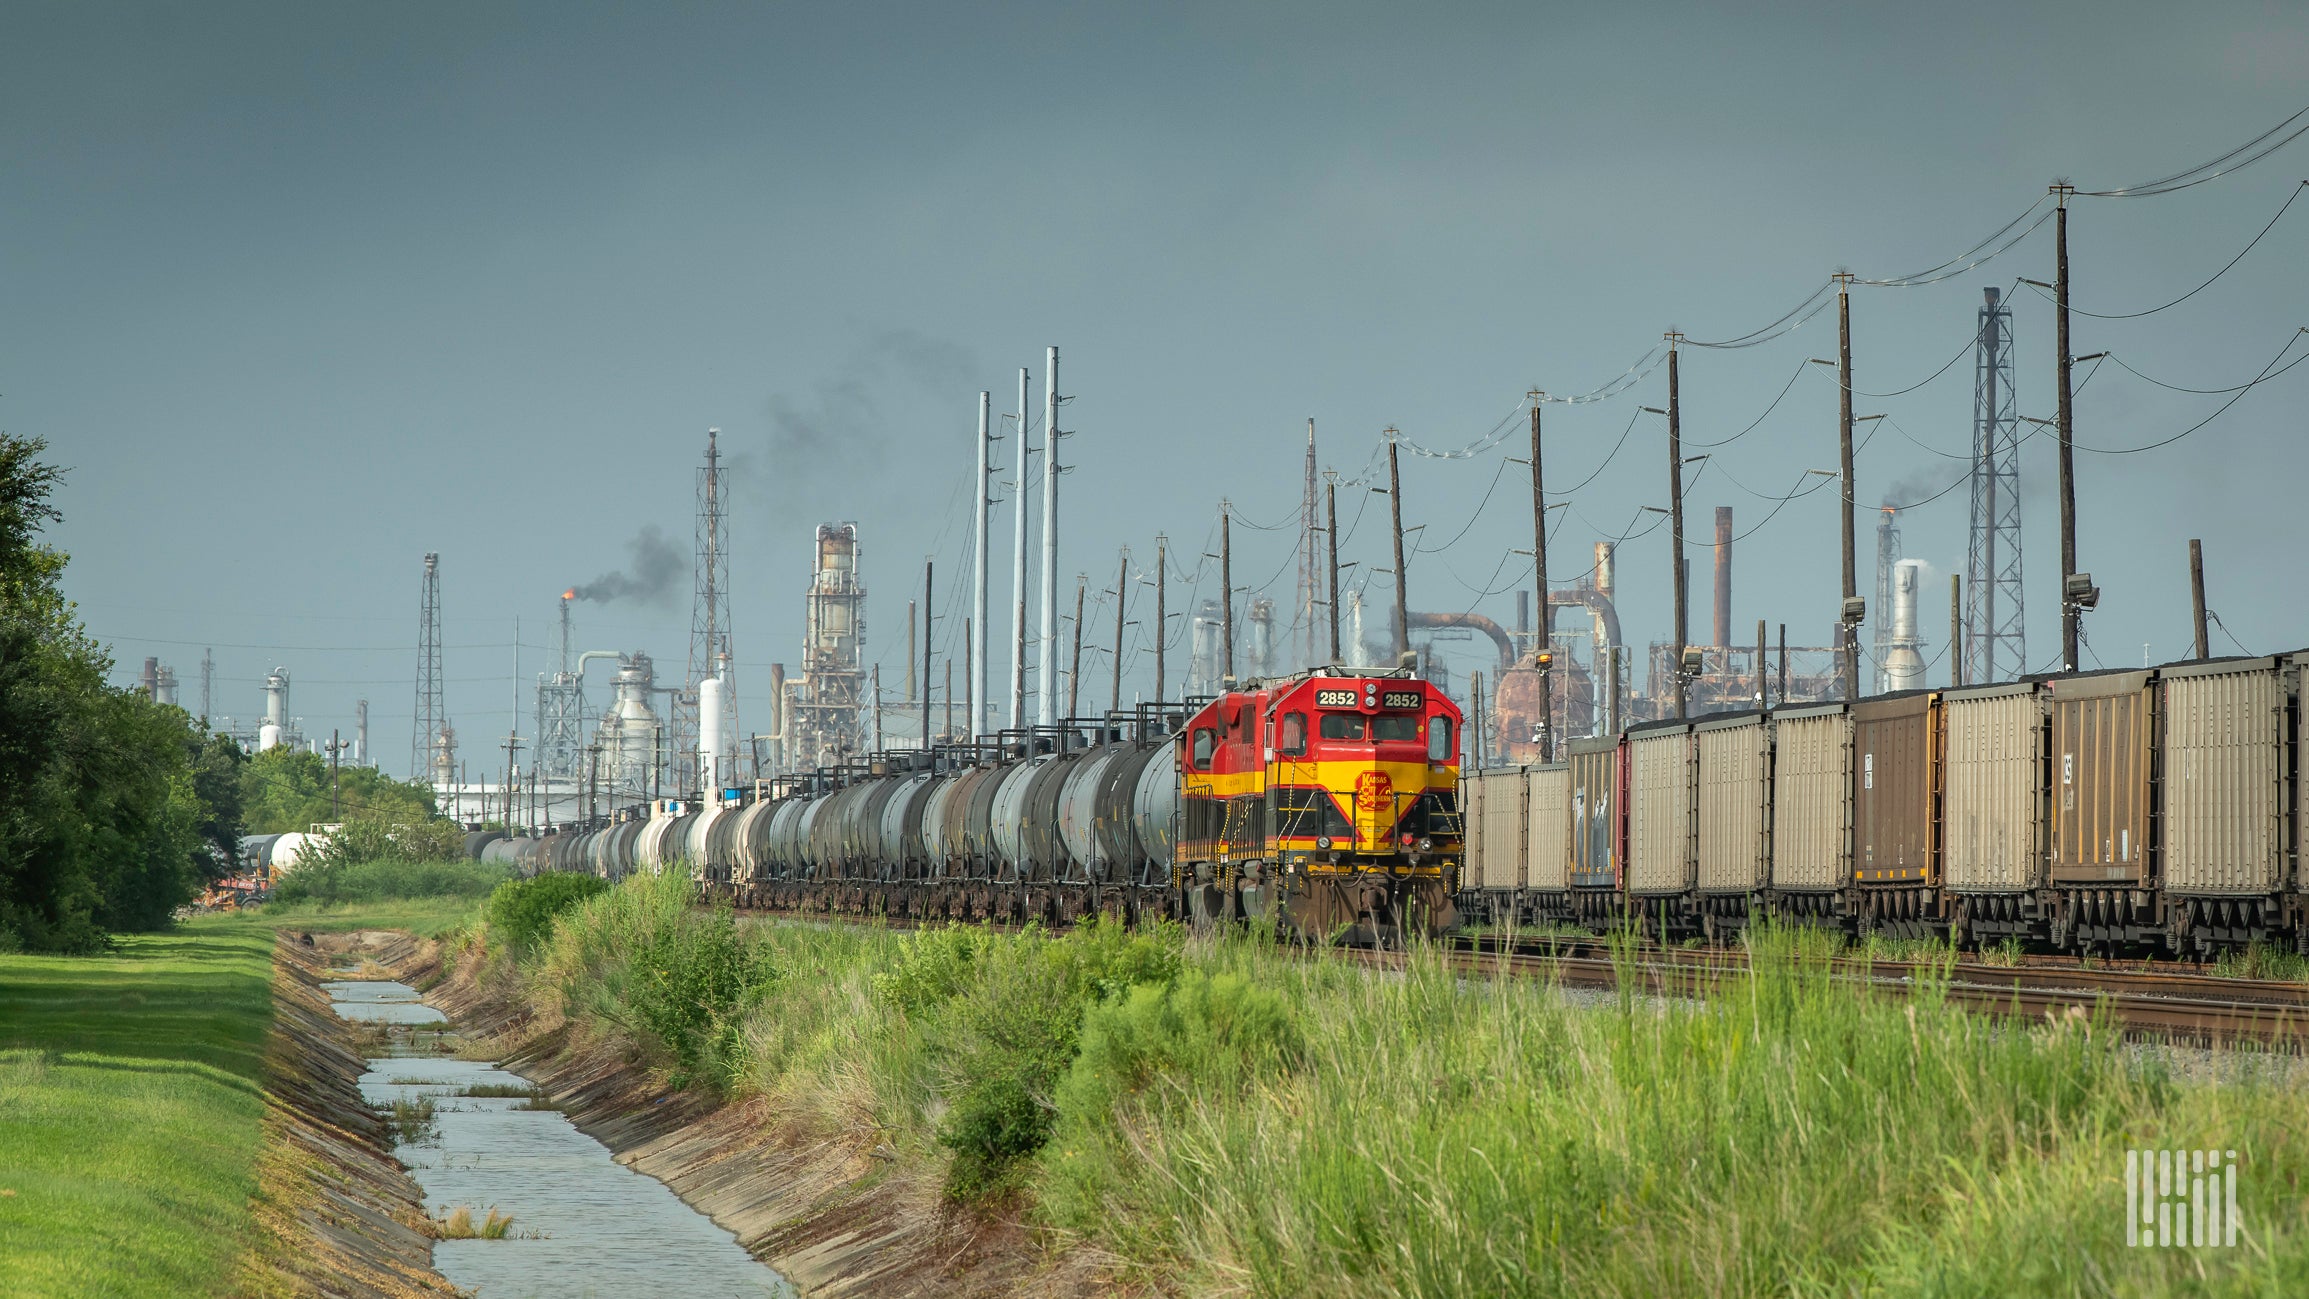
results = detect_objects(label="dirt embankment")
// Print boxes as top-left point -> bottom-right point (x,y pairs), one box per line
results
238,932 -> 460,1299
404,939 -> 1116,1299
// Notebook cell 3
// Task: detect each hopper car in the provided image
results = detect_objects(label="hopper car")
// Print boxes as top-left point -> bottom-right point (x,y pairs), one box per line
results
1458,653 -> 2308,956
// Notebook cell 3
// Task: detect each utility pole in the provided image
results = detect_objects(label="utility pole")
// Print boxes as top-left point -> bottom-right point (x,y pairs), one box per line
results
1836,274 -> 1860,700
943,660 -> 952,745
973,390 -> 991,740
2053,185 -> 2081,671
921,560 -> 933,751
2189,539 -> 2209,659
1950,576 -> 1963,687
1038,347 -> 1063,729
1386,431 -> 1409,664
501,731 -> 522,831
1666,336 -> 1689,719
1154,535 -> 1168,702
1528,394 -> 1552,759
1325,473 -> 1341,664
1470,670 -> 1487,767
1010,367 -> 1032,731
961,621 -> 971,740
1068,575 -> 1086,718
905,599 -> 917,702
200,648 -> 213,725
1111,549 -> 1128,715
1778,623 -> 1788,705
1220,503 -> 1235,683
328,729 -> 344,820
1755,619 -> 1767,707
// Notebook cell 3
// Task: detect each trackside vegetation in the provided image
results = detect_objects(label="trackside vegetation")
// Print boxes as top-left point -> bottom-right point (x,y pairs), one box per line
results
496,870 -> 2309,1297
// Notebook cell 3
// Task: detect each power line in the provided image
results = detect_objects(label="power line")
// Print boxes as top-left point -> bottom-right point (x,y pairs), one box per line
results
2078,103 -> 2309,197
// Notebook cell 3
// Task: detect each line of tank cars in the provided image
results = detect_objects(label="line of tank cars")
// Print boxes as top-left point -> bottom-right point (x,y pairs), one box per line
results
1458,653 -> 2309,956
466,668 -> 1468,943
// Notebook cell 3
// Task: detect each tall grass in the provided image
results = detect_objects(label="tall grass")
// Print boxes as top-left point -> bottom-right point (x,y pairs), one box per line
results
509,882 -> 2309,1295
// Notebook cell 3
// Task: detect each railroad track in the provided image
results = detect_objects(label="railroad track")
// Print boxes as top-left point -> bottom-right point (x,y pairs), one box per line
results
734,904 -> 2309,1049
1446,933 -> 2309,1048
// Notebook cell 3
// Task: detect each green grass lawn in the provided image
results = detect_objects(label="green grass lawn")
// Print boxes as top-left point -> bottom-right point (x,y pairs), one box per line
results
0,897 -> 481,1297
0,924 -> 275,1298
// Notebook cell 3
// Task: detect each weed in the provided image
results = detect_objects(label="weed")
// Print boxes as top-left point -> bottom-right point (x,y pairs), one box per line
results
434,1205 -> 515,1239
383,1096 -> 437,1145
2214,940 -> 2309,982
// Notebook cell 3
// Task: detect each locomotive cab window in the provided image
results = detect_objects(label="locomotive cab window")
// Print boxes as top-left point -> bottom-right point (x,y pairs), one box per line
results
1318,713 -> 1366,741
1278,712 -> 1308,755
1373,715 -> 1420,743
1191,727 -> 1217,770
1427,715 -> 1455,763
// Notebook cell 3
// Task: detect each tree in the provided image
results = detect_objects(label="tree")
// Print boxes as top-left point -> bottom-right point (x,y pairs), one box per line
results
0,433 -> 219,950
238,746 -> 436,835
187,731 -> 246,879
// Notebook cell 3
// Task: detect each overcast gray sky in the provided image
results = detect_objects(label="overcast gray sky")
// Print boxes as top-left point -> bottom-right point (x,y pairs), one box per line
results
7,1 -> 2306,777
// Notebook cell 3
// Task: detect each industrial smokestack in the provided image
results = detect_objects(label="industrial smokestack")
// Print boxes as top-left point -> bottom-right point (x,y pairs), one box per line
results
1593,542 -> 1615,600
1884,560 -> 1926,692
141,657 -> 159,701
355,699 -> 368,766
1713,506 -> 1732,650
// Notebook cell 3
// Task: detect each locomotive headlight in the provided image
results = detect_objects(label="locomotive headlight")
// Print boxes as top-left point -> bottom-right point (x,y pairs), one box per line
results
1316,836 -> 1333,850
1418,837 -> 1433,851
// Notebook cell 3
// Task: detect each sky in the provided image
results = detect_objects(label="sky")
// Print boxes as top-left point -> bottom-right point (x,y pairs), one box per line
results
6,1 -> 2307,779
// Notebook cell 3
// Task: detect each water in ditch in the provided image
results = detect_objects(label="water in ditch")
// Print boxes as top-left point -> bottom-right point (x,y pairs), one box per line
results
326,976 -> 792,1299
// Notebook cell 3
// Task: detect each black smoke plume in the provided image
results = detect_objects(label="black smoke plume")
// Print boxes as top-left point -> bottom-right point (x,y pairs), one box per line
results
570,526 -> 683,606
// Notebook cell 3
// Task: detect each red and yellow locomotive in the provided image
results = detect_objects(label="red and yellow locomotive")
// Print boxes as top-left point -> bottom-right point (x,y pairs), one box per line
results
1176,667 -> 1463,942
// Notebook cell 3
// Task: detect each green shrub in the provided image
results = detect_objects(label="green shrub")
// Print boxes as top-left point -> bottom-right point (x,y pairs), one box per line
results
626,900 -> 762,1088
1041,970 -> 1301,1228
485,872 -> 609,951
931,917 -> 1185,1201
872,923 -> 991,1016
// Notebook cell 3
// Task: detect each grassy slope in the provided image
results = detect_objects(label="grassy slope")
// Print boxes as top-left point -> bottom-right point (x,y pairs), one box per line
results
0,925 -> 275,1298
523,879 -> 2309,1298
0,895 -> 484,1297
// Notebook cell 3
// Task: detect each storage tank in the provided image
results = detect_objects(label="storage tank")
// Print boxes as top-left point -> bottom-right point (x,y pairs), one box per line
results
698,675 -> 725,793
271,831 -> 326,873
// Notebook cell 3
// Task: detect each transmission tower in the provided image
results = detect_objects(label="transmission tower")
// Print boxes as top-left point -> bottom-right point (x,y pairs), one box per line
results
1297,418 -> 1321,671
678,428 -> 738,792
412,553 -> 451,785
1964,286 -> 2025,684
